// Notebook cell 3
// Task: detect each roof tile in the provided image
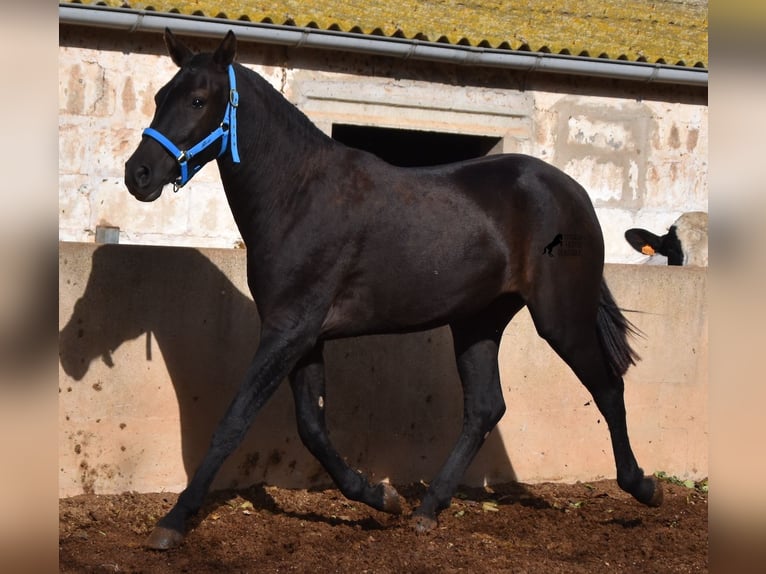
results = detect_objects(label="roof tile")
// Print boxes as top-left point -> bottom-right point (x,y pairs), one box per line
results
62,0 -> 708,68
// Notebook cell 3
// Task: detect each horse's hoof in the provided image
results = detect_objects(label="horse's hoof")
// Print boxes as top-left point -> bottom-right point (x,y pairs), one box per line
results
645,476 -> 664,507
145,525 -> 185,550
410,513 -> 437,534
631,475 -> 663,508
381,483 -> 403,515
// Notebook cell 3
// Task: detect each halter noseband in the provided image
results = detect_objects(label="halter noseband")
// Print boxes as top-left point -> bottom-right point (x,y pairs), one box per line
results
142,64 -> 240,191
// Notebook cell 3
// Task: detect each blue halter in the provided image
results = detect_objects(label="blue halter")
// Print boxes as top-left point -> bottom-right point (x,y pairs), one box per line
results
142,64 -> 240,191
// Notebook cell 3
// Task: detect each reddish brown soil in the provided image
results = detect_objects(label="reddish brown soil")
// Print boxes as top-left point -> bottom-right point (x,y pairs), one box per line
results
59,478 -> 707,573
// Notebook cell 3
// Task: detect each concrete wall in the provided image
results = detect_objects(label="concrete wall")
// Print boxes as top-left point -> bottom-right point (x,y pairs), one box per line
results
58,242 -> 708,497
58,27 -> 707,264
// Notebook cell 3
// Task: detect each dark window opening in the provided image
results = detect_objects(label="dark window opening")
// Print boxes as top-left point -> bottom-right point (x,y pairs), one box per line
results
332,124 -> 502,167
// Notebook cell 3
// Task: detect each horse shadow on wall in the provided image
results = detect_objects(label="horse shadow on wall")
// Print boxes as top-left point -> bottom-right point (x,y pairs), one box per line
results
59,244 -> 517,494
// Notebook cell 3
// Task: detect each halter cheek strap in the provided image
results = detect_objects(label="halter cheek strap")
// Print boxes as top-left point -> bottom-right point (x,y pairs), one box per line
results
142,64 -> 240,191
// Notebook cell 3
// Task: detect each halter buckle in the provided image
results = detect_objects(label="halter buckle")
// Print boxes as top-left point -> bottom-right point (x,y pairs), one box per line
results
230,89 -> 239,107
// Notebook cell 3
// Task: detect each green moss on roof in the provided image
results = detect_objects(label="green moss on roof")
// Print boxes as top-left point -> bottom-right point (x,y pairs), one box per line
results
63,0 -> 708,67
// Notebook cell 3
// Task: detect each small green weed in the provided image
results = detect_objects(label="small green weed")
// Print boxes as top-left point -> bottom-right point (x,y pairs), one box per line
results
654,471 -> 708,493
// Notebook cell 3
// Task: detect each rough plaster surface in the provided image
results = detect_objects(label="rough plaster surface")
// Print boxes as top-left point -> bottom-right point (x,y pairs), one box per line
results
58,242 -> 707,497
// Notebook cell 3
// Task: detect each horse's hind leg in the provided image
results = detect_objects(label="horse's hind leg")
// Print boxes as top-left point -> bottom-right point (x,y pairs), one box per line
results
289,342 -> 402,514
412,297 -> 523,532
526,280 -> 662,508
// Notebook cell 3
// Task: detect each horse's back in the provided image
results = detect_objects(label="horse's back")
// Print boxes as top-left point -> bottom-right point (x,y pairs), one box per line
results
449,153 -> 599,223
339,151 -> 599,229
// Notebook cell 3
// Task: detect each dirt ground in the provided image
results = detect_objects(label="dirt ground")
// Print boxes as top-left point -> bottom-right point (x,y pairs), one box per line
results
59,477 -> 707,573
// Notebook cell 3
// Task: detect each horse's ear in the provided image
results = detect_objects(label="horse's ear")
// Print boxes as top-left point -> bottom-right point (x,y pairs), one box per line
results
164,28 -> 194,68
213,30 -> 237,70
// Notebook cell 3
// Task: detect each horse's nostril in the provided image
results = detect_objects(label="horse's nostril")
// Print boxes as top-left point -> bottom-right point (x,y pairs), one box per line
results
136,165 -> 151,187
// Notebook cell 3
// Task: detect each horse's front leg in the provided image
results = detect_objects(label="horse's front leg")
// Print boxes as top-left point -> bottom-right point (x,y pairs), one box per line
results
289,342 -> 402,515
145,328 -> 315,550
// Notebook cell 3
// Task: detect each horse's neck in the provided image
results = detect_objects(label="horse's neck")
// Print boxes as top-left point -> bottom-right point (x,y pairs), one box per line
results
217,65 -> 335,247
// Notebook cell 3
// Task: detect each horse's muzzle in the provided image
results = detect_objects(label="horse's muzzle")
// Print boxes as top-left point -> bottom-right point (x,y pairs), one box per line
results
124,157 -> 169,202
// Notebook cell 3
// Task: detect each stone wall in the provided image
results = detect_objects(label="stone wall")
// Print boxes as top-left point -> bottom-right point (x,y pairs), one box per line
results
58,27 -> 708,263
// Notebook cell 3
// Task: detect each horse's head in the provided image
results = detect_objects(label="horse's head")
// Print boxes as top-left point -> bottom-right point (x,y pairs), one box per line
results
125,29 -> 238,202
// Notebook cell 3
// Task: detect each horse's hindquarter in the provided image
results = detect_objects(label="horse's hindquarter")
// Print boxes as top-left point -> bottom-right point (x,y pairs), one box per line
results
319,153 -> 601,337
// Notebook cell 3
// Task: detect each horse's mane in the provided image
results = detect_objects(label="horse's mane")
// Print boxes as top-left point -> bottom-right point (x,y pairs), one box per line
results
236,62 -> 333,149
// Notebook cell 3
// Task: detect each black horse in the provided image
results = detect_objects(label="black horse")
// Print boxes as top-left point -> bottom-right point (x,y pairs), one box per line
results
125,29 -> 662,549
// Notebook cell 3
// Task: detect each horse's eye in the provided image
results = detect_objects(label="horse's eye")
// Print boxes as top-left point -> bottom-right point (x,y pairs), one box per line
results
191,97 -> 206,109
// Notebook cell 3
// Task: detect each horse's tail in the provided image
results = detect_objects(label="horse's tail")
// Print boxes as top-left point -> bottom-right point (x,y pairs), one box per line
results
596,279 -> 641,377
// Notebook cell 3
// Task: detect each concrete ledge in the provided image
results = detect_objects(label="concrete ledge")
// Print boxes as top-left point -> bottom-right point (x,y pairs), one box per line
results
58,242 -> 707,497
